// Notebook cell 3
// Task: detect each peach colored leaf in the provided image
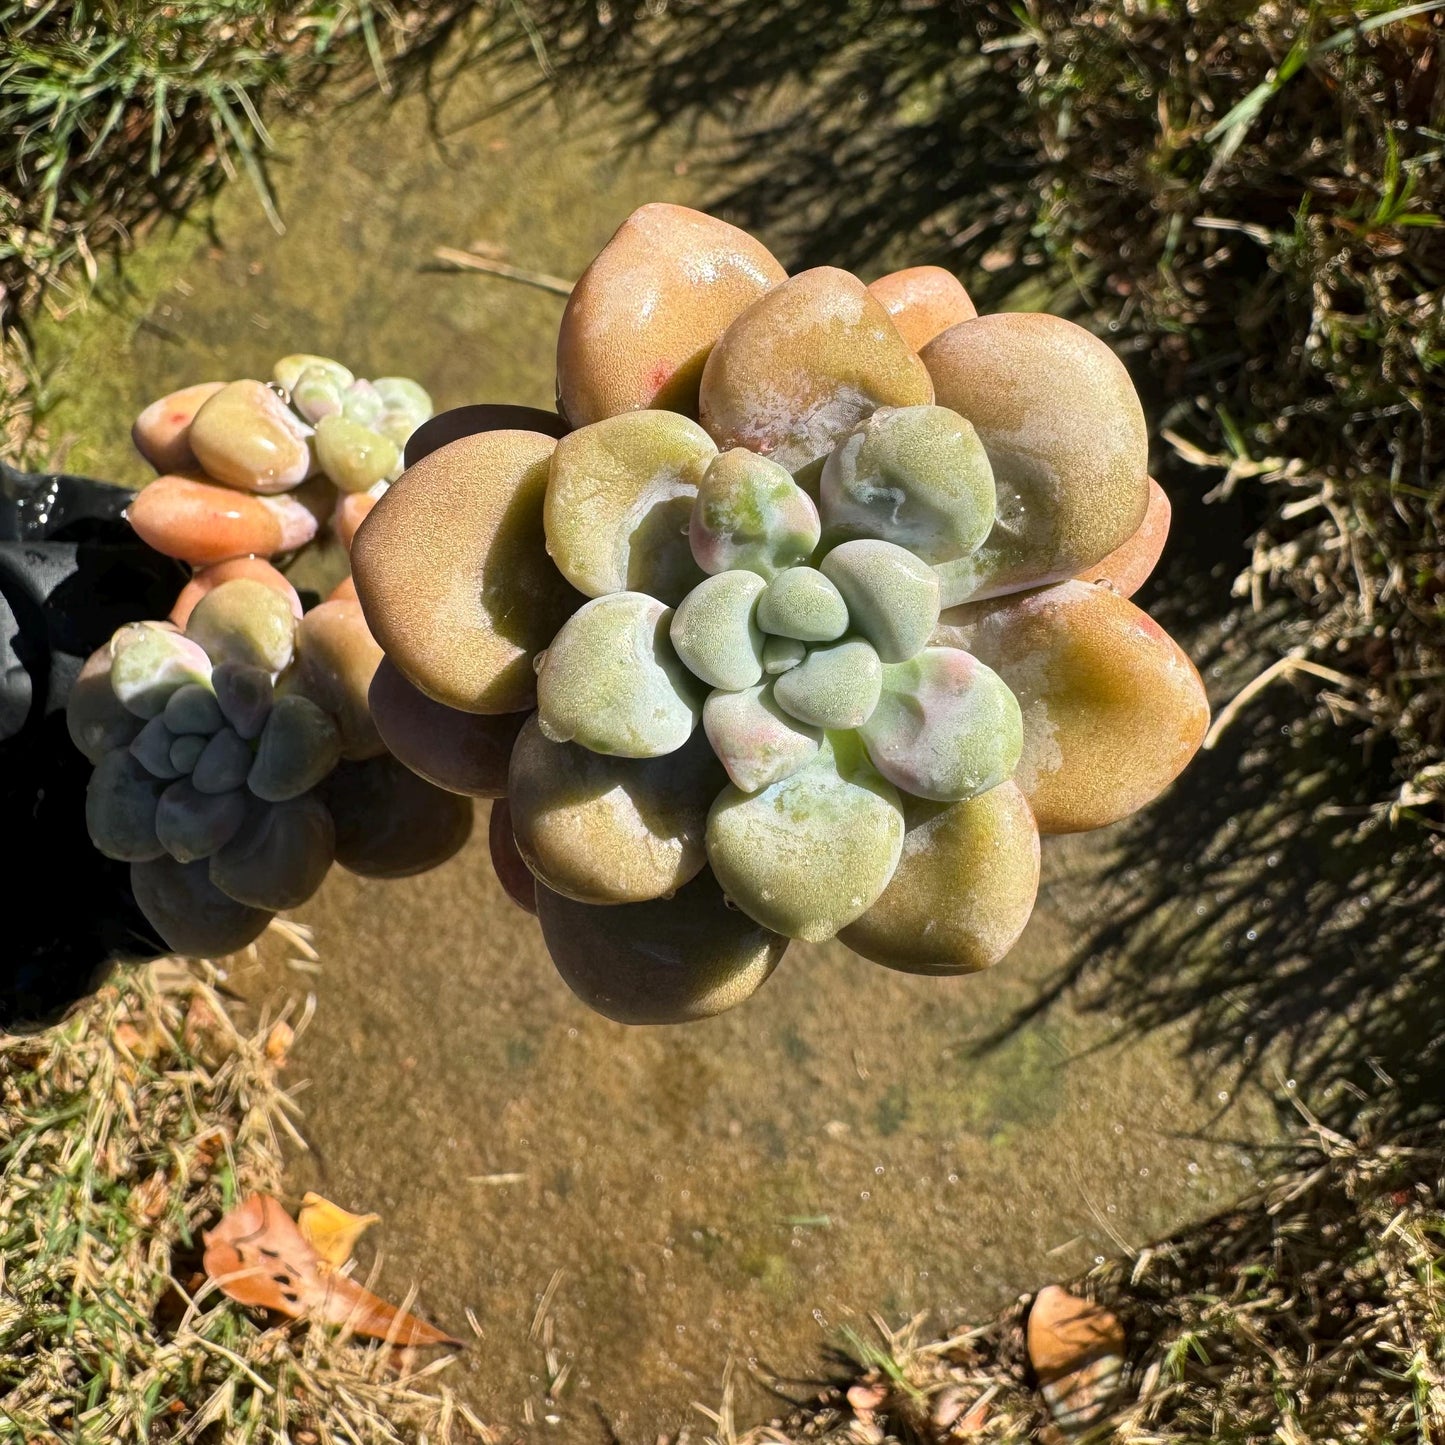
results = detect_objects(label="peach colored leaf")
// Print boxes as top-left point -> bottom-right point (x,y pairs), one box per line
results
297,1191 -> 380,1271
201,1193 -> 460,1346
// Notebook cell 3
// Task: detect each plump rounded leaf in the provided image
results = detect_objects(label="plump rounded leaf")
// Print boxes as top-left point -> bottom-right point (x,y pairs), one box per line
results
211,662 -> 273,741
332,488 -> 379,553
210,795 -> 335,910
192,725 -> 255,795
132,382 -> 226,474
820,539 -> 940,662
689,448 -> 821,579
273,354 -> 354,394
536,593 -> 702,758
537,869 -> 787,1025
922,313 -> 1149,603
866,267 -> 977,351
168,734 -> 207,774
545,411 -> 714,605
170,558 -> 303,630
315,414 -> 399,494
319,755 -> 473,878
1075,477 -> 1171,598
698,267 -> 934,472
373,376 -> 432,423
557,202 -> 787,426
858,647 -> 1021,801
351,429 -> 577,714
188,380 -> 313,494
762,635 -> 806,675
773,637 -> 883,730
155,779 -> 248,863
670,570 -> 765,691
368,657 -> 524,798
130,856 -> 273,957
127,475 -> 317,565
87,749 -> 166,861
935,580 -> 1209,832
340,379 -> 384,428
185,578 -> 297,674
163,683 -> 224,736
281,599 -> 384,759
488,798 -> 537,914
290,365 -> 345,424
755,566 -> 849,642
508,716 -> 721,904
110,623 -> 212,719
706,737 -> 903,941
819,405 -> 994,564
67,645 -> 142,763
248,695 -> 341,802
839,783 -> 1039,974
130,716 -> 183,779
703,683 -> 821,793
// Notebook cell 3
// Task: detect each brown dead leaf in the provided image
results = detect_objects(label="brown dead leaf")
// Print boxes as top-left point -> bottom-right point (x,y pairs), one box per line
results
298,1191 -> 380,1271
131,1169 -> 173,1223
201,1194 -> 460,1347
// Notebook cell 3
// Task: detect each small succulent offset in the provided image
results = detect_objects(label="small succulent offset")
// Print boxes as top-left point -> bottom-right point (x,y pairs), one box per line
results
127,355 -> 433,569
70,580 -> 475,956
350,203 -> 1210,1025
66,358 -> 469,958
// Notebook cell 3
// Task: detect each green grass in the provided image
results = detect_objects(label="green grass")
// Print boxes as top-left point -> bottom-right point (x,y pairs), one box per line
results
0,955 -> 484,1443
0,0 -> 462,325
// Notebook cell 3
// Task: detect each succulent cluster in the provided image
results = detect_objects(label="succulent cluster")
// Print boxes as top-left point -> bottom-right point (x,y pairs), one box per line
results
524,404 -> 1028,950
126,355 -> 433,571
66,358 -> 471,959
349,203 -> 1210,1024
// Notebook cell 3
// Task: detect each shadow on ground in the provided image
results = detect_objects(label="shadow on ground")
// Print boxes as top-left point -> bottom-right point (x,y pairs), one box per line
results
461,0 -> 1445,1135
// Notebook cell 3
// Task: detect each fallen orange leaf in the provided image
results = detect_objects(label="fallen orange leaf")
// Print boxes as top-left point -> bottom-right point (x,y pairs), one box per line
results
298,1191 -> 380,1271
201,1194 -> 460,1347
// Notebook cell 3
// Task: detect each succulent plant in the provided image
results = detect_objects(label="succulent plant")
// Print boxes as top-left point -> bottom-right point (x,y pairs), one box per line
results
335,203 -> 1209,1024
127,355 -> 434,570
69,573 -> 471,957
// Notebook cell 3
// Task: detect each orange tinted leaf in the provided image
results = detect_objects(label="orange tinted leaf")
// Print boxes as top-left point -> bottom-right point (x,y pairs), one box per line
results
201,1194 -> 460,1346
309,1266 -> 462,1347
297,1191 -> 380,1271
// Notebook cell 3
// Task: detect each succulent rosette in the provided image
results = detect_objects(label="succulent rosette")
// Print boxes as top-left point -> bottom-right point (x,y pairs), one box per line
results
127,355 -> 434,574
350,203 -> 1210,1025
67,576 -> 473,958
66,356 -> 469,958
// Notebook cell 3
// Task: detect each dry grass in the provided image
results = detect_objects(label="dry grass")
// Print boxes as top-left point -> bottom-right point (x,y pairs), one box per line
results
731,1116 -> 1445,1444
0,949 -> 489,1444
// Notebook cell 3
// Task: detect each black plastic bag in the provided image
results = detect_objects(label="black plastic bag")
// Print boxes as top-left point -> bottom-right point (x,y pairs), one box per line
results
0,463 -> 185,1031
